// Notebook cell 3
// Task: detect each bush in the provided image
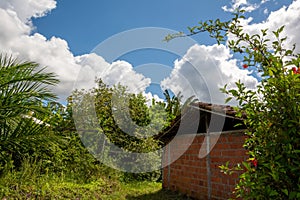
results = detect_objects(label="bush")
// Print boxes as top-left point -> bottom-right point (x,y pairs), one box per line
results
71,79 -> 166,183
168,10 -> 300,199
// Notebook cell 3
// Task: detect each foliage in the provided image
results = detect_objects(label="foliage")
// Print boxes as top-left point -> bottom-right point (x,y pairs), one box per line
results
162,90 -> 197,123
0,54 -> 60,171
0,159 -> 190,200
44,100 -> 75,133
0,158 -> 118,199
168,9 -> 300,199
39,99 -> 122,182
0,53 -> 197,198
71,79 -> 196,182
71,79 -> 170,182
0,55 -> 120,199
0,54 -> 59,118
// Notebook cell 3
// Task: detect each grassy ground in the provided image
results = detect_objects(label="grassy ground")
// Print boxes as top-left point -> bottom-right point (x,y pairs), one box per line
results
103,182 -> 192,200
1,176 -> 191,200
0,161 -> 190,200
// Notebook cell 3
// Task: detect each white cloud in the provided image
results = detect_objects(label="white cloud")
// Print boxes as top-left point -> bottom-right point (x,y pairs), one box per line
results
222,0 -> 269,12
161,44 -> 258,105
75,54 -> 151,94
1,0 -> 298,105
0,9 -> 30,48
0,0 -> 151,101
189,0 -> 300,105
105,61 -> 151,93
142,92 -> 164,107
234,0 -> 300,53
0,0 -> 56,22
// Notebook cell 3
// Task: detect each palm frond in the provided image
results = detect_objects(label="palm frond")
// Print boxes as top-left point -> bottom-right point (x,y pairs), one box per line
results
0,117 -> 62,166
0,54 -> 59,120
0,54 -> 60,168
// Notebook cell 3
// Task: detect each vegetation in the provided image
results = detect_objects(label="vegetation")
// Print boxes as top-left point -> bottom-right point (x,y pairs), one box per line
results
0,54 -> 190,199
7,8 -> 299,199
0,54 -> 120,198
70,78 -> 194,182
167,9 -> 300,199
0,55 -> 58,170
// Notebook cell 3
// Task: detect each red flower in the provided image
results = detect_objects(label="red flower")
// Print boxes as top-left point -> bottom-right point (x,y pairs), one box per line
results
251,158 -> 258,168
243,64 -> 248,69
291,67 -> 300,74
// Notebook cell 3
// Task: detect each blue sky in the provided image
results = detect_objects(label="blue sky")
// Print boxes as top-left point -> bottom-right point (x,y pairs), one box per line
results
0,0 -> 298,103
32,0 -> 292,56
32,0 -> 229,56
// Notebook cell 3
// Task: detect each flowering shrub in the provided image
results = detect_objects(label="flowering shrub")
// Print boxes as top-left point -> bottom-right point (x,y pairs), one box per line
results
292,67 -> 300,74
250,158 -> 258,168
167,9 -> 300,199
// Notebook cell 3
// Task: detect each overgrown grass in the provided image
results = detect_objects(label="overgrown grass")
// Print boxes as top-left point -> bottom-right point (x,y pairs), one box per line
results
0,159 -> 190,200
0,158 -> 118,199
1,176 -> 190,200
0,176 -> 115,199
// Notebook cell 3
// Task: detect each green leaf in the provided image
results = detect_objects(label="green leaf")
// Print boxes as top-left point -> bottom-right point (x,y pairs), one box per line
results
225,97 -> 233,104
229,89 -> 238,96
242,161 -> 251,171
269,190 -> 278,196
278,25 -> 285,33
282,189 -> 288,196
268,68 -> 274,76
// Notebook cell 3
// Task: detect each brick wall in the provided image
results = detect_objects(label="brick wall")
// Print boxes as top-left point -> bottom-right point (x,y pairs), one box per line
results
162,131 -> 247,200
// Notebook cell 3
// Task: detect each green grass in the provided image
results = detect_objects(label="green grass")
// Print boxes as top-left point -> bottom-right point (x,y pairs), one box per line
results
0,174 -> 116,199
103,181 -> 192,200
1,178 -> 191,199
0,159 -> 190,199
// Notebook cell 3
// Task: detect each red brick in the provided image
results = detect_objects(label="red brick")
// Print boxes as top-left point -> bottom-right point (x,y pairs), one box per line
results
210,150 -> 222,157
162,132 -> 247,200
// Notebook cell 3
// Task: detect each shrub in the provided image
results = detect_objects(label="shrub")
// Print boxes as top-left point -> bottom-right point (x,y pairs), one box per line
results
167,9 -> 300,199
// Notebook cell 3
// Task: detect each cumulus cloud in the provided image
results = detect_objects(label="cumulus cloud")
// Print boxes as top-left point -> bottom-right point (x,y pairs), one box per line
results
0,0 -> 56,22
222,0 -> 269,12
0,0 -> 151,101
1,0 -> 299,105
161,44 -> 258,105
76,54 -> 151,94
232,0 -> 300,53
174,0 -> 300,105
75,53 -> 162,105
176,0 -> 300,105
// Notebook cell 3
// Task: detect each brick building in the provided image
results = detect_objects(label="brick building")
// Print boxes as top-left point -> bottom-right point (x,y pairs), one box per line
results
160,102 -> 248,199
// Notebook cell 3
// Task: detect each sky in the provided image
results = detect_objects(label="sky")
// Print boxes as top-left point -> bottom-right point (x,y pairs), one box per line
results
0,0 -> 299,105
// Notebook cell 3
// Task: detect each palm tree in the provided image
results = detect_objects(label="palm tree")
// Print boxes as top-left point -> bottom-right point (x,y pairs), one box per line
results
0,54 -> 59,169
163,89 -> 196,117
